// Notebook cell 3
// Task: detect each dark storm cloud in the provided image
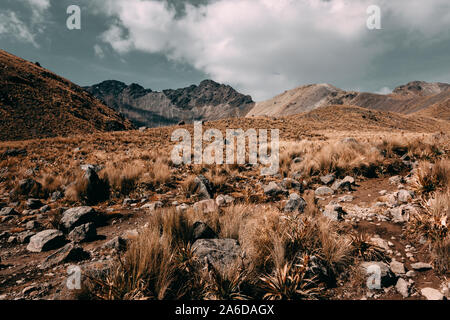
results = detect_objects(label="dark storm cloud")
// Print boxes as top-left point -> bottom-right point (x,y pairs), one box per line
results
1,0 -> 449,100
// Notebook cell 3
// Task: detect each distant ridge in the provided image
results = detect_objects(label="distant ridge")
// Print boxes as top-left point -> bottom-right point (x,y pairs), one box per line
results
85,79 -> 255,127
247,81 -> 450,118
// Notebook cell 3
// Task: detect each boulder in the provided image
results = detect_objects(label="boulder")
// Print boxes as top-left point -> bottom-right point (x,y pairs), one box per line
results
0,207 -> 17,216
331,179 -> 352,192
60,206 -> 97,231
360,261 -> 397,288
192,222 -> 218,241
323,203 -> 346,221
420,288 -> 444,300
315,186 -> 334,196
194,175 -> 213,200
41,243 -> 90,269
263,181 -> 286,197
390,260 -> 406,276
102,236 -> 127,251
284,193 -> 307,213
396,278 -> 411,298
68,223 -> 97,243
411,262 -> 433,271
192,238 -> 241,271
26,199 -> 43,210
27,230 -> 65,252
320,174 -> 335,185
397,190 -> 413,203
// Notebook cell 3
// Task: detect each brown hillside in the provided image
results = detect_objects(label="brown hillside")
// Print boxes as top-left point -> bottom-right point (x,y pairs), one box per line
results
0,50 -> 134,141
411,98 -> 450,121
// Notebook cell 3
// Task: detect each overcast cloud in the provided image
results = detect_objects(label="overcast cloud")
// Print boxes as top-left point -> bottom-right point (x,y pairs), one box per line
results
1,0 -> 449,101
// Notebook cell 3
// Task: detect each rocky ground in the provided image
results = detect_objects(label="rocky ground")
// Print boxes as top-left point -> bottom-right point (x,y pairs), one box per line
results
0,159 -> 448,300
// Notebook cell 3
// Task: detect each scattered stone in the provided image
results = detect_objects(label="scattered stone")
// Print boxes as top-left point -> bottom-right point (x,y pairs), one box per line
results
389,176 -> 403,185
102,236 -> 127,251
123,198 -> 138,206
284,193 -> 307,213
406,270 -> 416,278
420,288 -> 444,300
397,190 -> 413,203
17,230 -> 36,244
320,174 -> 335,185
51,191 -> 64,201
315,186 -> 334,196
281,178 -> 302,191
194,175 -> 213,200
338,195 -> 354,202
390,261 -> 406,276
411,262 -> 433,271
141,201 -> 163,211
41,243 -> 90,269
342,176 -> 355,185
39,205 -> 50,213
60,206 -> 97,231
263,181 -> 286,197
379,190 -> 387,196
323,203 -> 346,221
370,236 -> 390,251
68,223 -> 97,243
360,261 -> 397,288
192,238 -> 241,271
192,222 -> 218,241
27,199 -> 43,210
27,230 -> 65,253
396,278 -> 411,298
0,207 -> 17,216
331,179 -> 352,192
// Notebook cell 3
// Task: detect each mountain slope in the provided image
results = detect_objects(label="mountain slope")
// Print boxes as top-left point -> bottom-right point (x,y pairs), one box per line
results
0,50 -> 134,141
247,81 -> 450,118
85,79 -> 255,127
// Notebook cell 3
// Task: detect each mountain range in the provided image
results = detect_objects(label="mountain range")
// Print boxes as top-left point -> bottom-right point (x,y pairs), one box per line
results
0,49 -> 448,141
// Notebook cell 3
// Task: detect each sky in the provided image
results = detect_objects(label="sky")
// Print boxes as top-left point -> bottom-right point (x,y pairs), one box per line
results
1,0 -> 449,101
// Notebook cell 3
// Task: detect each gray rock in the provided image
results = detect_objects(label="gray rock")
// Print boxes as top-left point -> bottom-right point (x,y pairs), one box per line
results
141,201 -> 163,211
331,179 -> 352,192
41,243 -> 90,269
60,206 -> 97,231
315,186 -> 334,196
68,223 -> 97,243
123,198 -> 138,206
102,236 -> 127,251
0,207 -> 17,216
263,182 -> 286,197
396,278 -> 411,298
338,195 -> 354,202
25,220 -> 40,230
39,205 -> 50,213
17,230 -> 36,244
420,288 -> 444,300
389,176 -> 403,185
360,261 -> 397,288
27,199 -> 43,210
27,230 -> 65,252
323,203 -> 346,221
281,178 -> 302,191
411,262 -> 433,271
192,222 -> 218,241
194,175 -> 213,200
342,176 -> 355,185
192,238 -> 241,271
390,261 -> 406,276
284,193 -> 307,213
51,191 -> 64,201
397,190 -> 413,203
320,174 -> 335,185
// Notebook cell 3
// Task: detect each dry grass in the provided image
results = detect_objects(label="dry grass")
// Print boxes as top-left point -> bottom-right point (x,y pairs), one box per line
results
412,159 -> 450,196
